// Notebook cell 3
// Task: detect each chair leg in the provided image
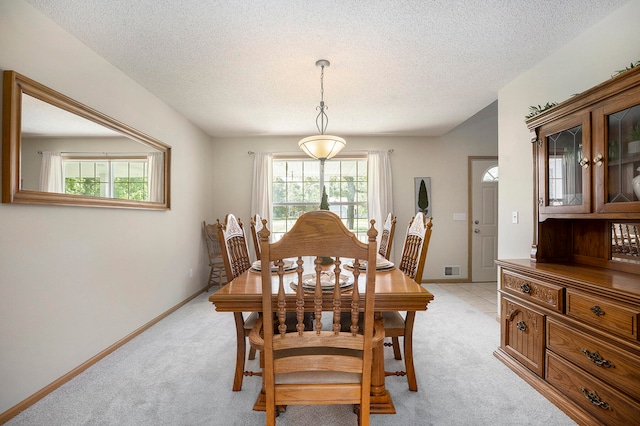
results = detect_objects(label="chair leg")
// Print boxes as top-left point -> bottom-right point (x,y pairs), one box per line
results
218,266 -> 227,287
248,346 -> 257,360
391,337 -> 402,360
404,311 -> 418,392
232,312 -> 246,391
206,266 -> 214,291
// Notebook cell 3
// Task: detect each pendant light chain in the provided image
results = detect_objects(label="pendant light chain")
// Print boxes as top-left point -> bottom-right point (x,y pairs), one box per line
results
316,64 -> 328,135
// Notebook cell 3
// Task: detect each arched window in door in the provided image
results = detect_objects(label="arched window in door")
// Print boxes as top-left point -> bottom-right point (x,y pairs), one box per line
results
482,166 -> 498,182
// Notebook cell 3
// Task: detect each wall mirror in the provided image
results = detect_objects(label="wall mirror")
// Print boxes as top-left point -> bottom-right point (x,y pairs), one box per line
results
2,70 -> 171,209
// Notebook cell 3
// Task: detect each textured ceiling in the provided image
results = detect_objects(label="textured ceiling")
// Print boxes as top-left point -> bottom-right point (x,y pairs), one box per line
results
24,0 -> 629,138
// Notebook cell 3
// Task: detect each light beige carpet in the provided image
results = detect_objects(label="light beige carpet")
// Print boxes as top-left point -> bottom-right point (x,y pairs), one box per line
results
7,284 -> 576,425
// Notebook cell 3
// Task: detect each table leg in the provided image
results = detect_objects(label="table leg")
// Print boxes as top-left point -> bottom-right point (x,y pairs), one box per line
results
232,312 -> 246,392
368,313 -> 396,414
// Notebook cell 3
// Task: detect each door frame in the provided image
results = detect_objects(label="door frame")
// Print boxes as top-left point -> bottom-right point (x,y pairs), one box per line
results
468,156 -> 499,282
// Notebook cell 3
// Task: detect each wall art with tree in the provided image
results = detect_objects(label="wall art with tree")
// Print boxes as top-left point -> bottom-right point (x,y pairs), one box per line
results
414,177 -> 431,217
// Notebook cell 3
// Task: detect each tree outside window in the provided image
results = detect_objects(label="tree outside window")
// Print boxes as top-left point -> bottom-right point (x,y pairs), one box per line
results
63,158 -> 149,201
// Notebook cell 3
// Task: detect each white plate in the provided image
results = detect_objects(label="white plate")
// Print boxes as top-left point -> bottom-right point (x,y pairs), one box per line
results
346,259 -> 394,270
251,259 -> 295,272
301,272 -> 352,288
290,281 -> 354,293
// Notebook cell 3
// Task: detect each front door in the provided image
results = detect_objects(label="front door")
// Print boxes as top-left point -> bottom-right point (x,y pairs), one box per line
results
471,158 -> 498,282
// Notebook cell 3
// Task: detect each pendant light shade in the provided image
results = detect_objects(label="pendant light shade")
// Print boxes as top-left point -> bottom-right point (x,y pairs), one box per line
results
299,59 -> 346,160
298,134 -> 346,161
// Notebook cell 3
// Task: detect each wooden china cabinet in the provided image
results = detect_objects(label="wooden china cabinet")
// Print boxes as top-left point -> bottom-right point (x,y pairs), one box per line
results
495,66 -> 640,425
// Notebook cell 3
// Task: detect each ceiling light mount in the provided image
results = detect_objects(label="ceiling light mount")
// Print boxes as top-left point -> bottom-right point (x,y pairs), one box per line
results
298,59 -> 346,162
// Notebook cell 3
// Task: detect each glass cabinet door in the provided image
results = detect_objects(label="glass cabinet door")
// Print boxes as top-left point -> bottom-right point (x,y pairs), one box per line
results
538,113 -> 591,215
596,88 -> 640,213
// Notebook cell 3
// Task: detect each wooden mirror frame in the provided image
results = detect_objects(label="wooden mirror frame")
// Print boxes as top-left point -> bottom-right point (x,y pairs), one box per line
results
2,70 -> 171,210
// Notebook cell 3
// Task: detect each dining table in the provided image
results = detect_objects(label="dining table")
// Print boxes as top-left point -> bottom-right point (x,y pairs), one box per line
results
208,256 -> 434,414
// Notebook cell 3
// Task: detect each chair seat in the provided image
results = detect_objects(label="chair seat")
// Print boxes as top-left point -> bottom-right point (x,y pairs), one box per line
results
382,311 -> 405,331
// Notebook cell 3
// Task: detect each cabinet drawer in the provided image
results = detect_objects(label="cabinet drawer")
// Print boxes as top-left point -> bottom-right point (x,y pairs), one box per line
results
547,319 -> 640,401
566,290 -> 639,341
501,297 -> 545,377
546,351 -> 640,425
501,270 -> 563,313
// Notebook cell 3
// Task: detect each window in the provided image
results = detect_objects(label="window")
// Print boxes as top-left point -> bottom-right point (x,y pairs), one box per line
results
482,166 -> 499,182
63,157 -> 149,201
272,157 -> 368,241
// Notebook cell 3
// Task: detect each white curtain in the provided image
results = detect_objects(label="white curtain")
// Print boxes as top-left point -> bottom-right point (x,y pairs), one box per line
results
251,152 -> 273,227
250,152 -> 272,260
147,152 -> 164,202
39,151 -> 63,193
368,150 -> 393,235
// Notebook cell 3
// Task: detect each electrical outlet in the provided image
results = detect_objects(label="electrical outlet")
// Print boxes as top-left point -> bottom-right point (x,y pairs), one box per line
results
189,268 -> 193,278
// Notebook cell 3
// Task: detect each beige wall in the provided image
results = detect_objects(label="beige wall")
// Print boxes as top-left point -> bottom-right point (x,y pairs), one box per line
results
210,100 -> 498,281
0,0 -> 213,412
497,0 -> 640,259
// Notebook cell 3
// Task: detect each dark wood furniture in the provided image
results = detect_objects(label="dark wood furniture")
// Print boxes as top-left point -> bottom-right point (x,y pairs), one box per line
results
209,249 -> 434,415
495,67 -> 640,425
249,211 -> 381,425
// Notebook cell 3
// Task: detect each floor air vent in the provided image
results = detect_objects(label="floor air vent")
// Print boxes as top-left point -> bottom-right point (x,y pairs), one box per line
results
444,265 -> 461,277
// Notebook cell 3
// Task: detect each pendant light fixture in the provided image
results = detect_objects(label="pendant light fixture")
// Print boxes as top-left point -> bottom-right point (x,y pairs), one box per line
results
298,59 -> 346,161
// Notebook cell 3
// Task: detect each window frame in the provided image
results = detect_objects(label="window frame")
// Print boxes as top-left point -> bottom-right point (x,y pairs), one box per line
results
271,154 -> 368,241
62,154 -> 150,201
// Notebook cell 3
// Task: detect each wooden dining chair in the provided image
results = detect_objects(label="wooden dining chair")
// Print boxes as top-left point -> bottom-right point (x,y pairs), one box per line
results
203,221 -> 227,290
250,213 -> 263,261
217,213 -> 259,391
249,210 -> 383,426
383,212 -> 433,391
378,213 -> 397,260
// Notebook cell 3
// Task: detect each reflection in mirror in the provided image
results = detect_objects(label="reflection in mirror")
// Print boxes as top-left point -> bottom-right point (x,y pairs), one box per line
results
21,94 -> 163,201
2,70 -> 171,209
611,222 -> 640,264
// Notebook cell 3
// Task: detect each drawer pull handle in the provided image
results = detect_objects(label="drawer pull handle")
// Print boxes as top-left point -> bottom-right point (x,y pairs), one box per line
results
520,283 -> 531,294
590,305 -> 605,317
516,321 -> 527,332
581,349 -> 615,368
580,387 -> 612,410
